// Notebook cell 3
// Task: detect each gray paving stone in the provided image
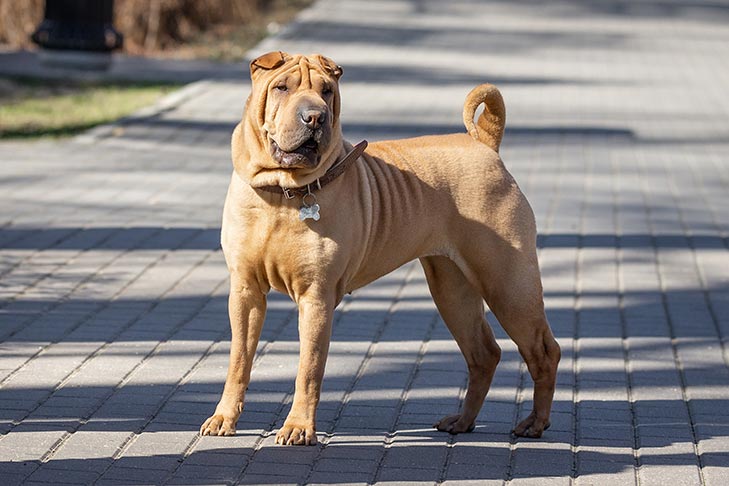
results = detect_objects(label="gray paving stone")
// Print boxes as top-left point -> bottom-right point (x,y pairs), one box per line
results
377,465 -> 441,482
444,462 -> 507,482
0,461 -> 41,481
169,463 -> 241,482
237,474 -> 300,485
100,464 -> 172,483
314,457 -> 378,474
448,443 -> 510,468
252,444 -> 320,464
511,444 -> 575,478
703,465 -> 729,486
244,460 -> 311,478
382,443 -> 448,470
318,441 -> 384,462
26,465 -> 101,484
194,434 -> 261,454
510,477 -> 571,485
638,464 -> 703,486
442,480 -> 503,486
1,0 -> 729,484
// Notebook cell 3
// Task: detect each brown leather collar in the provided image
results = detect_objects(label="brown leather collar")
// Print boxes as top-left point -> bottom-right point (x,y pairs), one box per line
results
257,140 -> 368,199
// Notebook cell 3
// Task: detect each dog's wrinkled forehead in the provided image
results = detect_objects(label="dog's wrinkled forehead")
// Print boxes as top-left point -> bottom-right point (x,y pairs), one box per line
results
250,51 -> 343,84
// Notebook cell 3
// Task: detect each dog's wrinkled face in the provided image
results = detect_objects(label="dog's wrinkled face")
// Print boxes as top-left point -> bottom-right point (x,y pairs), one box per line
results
249,51 -> 342,170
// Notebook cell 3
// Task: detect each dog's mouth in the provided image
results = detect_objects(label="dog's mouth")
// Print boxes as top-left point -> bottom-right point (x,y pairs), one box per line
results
271,137 -> 320,168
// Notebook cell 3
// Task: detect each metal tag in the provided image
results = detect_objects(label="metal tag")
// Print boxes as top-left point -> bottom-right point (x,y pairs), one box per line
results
299,202 -> 320,221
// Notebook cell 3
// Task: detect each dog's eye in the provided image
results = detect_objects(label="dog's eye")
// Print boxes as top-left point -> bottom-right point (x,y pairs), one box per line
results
322,86 -> 333,96
275,84 -> 288,92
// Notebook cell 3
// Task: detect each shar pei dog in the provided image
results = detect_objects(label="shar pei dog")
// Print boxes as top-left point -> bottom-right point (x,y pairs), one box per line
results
200,51 -> 560,445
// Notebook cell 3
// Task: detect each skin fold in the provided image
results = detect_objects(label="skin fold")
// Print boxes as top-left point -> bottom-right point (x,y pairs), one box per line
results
199,51 -> 561,445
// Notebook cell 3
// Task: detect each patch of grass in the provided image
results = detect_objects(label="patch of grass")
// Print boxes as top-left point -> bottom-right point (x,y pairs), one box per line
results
0,78 -> 178,139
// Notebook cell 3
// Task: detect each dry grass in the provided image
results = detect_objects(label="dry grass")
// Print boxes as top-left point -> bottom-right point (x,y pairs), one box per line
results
0,0 -> 43,48
0,0 -> 312,59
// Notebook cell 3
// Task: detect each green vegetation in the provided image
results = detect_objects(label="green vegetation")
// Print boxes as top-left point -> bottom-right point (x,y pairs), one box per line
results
0,78 -> 177,139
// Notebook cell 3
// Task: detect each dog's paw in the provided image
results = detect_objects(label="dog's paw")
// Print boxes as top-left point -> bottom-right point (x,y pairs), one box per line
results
275,421 -> 317,446
433,414 -> 476,434
512,412 -> 550,438
200,414 -> 237,436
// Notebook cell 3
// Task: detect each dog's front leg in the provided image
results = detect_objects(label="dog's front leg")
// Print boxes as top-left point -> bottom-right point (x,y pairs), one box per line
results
275,296 -> 334,446
200,285 -> 266,436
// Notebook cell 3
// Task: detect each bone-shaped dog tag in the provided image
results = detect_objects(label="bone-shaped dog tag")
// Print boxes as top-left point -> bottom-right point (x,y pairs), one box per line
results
299,203 -> 320,221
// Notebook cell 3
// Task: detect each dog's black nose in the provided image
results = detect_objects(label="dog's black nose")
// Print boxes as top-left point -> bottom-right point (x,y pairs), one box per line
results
300,109 -> 326,129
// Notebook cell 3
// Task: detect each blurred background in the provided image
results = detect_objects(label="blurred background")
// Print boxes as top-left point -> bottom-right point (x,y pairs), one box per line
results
0,0 -> 310,59
0,0 -> 311,139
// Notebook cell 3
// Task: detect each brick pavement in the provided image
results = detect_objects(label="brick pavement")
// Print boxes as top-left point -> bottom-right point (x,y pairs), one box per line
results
1,0 -> 729,484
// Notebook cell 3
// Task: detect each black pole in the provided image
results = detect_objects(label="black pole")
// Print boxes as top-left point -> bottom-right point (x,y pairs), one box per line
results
31,0 -> 123,70
32,0 -> 123,51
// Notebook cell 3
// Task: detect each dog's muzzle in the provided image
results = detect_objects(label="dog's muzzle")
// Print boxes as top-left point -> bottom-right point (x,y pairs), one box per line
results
271,136 -> 321,168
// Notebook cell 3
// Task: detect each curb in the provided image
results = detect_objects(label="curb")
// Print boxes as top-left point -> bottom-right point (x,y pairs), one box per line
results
73,80 -> 213,145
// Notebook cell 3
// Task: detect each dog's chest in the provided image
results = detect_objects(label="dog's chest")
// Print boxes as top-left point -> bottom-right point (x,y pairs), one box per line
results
222,198 -> 347,291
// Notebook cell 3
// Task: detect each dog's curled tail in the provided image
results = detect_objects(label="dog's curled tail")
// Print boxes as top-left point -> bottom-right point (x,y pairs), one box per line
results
463,84 -> 506,153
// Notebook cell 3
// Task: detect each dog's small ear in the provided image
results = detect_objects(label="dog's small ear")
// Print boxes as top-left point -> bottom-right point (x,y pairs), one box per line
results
250,51 -> 289,77
315,55 -> 343,80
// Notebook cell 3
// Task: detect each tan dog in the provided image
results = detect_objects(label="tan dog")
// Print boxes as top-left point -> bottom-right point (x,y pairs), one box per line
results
200,51 -> 561,445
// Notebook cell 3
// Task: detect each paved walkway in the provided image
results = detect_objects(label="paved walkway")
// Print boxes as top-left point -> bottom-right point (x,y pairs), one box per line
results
2,0 -> 729,484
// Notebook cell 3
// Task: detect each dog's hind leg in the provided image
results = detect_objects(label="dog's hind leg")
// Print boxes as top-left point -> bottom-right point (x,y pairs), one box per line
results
503,313 -> 560,438
420,255 -> 501,434
481,260 -> 561,439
